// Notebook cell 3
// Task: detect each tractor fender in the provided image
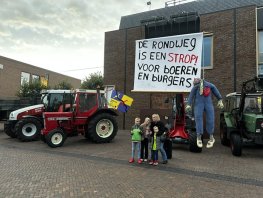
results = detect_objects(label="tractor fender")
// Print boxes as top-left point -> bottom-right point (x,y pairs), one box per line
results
220,112 -> 237,140
90,109 -> 119,118
227,128 -> 239,139
21,115 -> 44,127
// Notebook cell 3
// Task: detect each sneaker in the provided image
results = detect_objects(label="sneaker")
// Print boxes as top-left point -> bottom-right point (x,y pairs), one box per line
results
197,135 -> 203,148
206,137 -> 215,148
129,158 -> 134,163
149,160 -> 153,165
143,159 -> 148,162
162,160 -> 168,164
137,159 -> 143,164
153,161 -> 158,166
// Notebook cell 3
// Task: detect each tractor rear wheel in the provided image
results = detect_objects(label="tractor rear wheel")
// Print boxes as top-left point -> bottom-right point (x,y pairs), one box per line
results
87,113 -> 118,143
84,130 -> 91,139
220,121 -> 230,146
15,118 -> 42,141
4,121 -> 17,138
230,133 -> 242,156
164,139 -> 173,159
189,131 -> 202,153
45,129 -> 67,148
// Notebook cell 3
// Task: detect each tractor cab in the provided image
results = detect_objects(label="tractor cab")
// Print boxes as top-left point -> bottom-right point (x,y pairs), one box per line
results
225,93 -> 263,117
41,89 -> 72,112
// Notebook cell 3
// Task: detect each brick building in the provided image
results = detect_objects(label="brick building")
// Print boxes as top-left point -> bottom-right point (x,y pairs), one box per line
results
104,0 -> 263,130
0,55 -> 81,98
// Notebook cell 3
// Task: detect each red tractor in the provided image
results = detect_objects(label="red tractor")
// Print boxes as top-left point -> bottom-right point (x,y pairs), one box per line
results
41,89 -> 118,148
4,90 -> 72,141
164,94 -> 201,159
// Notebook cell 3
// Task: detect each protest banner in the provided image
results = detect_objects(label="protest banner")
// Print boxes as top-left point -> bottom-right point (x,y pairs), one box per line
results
133,32 -> 203,92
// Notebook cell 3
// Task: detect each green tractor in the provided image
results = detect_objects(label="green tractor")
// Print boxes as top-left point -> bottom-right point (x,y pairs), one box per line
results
220,77 -> 263,156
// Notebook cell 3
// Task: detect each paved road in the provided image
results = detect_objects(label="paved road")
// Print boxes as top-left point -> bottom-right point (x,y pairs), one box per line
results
0,123 -> 263,198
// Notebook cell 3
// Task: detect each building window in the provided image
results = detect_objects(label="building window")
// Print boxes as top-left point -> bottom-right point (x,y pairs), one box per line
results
32,74 -> 40,82
21,72 -> 30,85
259,31 -> 263,63
258,31 -> 263,75
201,35 -> 213,69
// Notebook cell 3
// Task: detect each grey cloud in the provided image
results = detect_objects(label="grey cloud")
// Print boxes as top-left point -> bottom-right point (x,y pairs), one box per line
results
0,0 -> 101,50
0,0 -> 164,59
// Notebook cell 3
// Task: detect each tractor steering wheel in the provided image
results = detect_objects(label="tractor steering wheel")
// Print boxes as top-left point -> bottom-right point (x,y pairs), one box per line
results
230,107 -> 239,115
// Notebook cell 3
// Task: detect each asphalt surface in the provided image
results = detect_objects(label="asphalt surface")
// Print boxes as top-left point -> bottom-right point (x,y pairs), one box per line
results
0,122 -> 263,198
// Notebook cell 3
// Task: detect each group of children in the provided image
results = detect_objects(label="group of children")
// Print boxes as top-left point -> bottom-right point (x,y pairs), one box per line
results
129,114 -> 168,166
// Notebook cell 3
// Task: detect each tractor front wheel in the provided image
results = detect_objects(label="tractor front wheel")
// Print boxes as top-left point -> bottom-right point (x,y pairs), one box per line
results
45,129 -> 67,148
220,122 -> 230,146
230,133 -> 242,156
4,121 -> 17,138
87,113 -> 118,143
15,118 -> 42,141
189,131 -> 202,153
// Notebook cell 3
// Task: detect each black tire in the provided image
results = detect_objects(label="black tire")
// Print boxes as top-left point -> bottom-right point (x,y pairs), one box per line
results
45,128 -> 67,148
164,139 -> 173,159
40,134 -> 46,143
84,131 -> 91,139
4,121 -> 17,138
15,118 -> 42,141
230,133 -> 242,156
220,121 -> 230,146
87,113 -> 118,143
189,131 -> 202,153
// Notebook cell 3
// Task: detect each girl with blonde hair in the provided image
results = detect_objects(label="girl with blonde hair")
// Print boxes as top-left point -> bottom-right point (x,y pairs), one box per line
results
140,117 -> 151,161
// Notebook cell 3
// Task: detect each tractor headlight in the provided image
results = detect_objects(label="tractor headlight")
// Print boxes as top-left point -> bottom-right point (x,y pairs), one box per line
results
261,122 -> 263,128
256,129 -> 261,133
9,112 -> 14,119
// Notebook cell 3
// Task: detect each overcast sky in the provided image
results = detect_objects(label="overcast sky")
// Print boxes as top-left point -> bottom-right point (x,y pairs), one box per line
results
0,0 -> 174,81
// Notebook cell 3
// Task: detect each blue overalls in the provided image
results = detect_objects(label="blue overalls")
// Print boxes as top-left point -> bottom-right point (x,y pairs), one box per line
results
187,81 -> 222,136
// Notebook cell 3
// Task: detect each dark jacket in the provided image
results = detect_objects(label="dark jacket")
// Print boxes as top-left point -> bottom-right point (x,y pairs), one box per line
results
150,121 -> 165,137
187,80 -> 222,106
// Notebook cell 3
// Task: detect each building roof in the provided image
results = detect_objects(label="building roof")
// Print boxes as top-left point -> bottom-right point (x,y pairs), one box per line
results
0,55 -> 81,81
119,0 -> 263,29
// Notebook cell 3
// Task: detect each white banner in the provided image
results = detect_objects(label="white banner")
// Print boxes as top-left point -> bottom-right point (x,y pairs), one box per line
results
133,32 -> 203,92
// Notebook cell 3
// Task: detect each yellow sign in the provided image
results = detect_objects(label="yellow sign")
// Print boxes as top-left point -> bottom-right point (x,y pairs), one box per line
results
40,76 -> 48,87
109,98 -> 121,109
109,90 -> 133,112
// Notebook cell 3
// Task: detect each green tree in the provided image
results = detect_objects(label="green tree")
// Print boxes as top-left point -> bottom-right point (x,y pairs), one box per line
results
54,80 -> 73,90
17,80 -> 48,98
81,72 -> 104,90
